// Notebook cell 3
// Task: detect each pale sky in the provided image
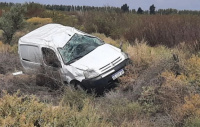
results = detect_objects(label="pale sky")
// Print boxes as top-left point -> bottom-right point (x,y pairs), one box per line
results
1,0 -> 200,10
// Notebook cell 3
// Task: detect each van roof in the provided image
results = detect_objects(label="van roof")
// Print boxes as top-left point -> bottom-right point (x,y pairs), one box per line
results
19,24 -> 84,48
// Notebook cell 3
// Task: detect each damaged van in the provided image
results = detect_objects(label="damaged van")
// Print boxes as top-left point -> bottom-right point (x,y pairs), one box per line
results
18,24 -> 129,90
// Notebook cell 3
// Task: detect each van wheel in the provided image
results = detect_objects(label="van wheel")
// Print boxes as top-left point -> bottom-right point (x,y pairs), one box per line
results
70,81 -> 84,91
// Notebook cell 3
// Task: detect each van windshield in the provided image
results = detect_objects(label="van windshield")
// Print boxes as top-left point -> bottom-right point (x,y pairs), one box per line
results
58,34 -> 104,64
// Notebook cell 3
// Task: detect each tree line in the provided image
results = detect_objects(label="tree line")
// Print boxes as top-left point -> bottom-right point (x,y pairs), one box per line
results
0,2 -> 200,15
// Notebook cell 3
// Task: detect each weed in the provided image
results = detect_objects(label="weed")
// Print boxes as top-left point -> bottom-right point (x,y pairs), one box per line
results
27,17 -> 53,25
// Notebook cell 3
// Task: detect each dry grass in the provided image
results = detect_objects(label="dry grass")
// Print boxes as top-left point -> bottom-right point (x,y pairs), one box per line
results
0,30 -> 200,126
126,40 -> 171,67
80,12 -> 200,47
92,33 -> 129,51
0,41 -> 17,53
92,33 -> 119,47
0,41 -> 20,74
0,30 -> 3,39
119,40 -> 172,90
0,91 -> 111,127
27,17 -> 53,25
1,5 -> 200,126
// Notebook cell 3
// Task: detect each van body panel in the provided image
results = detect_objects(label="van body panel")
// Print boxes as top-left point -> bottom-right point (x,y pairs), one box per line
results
82,59 -> 128,90
18,24 -> 129,89
18,44 -> 42,73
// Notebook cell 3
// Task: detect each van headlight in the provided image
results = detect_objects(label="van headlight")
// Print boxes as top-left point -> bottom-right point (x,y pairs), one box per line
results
83,69 -> 99,79
121,52 -> 129,59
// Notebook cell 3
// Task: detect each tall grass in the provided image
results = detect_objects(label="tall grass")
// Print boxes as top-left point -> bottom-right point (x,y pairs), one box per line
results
27,17 -> 53,25
0,41 -> 20,74
1,39 -> 200,126
9,10 -> 200,48
1,8 -> 200,126
75,12 -> 200,48
0,91 -> 112,127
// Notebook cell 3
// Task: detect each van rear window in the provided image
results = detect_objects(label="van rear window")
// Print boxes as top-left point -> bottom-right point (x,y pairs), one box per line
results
19,45 -> 40,63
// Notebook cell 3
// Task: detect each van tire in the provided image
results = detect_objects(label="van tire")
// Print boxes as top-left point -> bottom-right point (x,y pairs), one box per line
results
70,80 -> 84,91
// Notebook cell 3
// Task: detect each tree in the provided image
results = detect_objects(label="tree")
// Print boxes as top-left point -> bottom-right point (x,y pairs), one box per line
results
25,2 -> 44,18
0,4 -> 25,44
121,4 -> 129,12
137,7 -> 143,14
150,4 -> 155,14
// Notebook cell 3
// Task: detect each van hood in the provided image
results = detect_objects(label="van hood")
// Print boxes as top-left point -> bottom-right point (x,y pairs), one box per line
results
70,44 -> 123,73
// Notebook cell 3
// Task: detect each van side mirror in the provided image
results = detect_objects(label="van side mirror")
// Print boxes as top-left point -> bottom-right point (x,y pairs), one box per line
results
119,41 -> 123,51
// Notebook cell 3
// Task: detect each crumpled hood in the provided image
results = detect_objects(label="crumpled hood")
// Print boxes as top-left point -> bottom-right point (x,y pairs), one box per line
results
70,44 -> 122,73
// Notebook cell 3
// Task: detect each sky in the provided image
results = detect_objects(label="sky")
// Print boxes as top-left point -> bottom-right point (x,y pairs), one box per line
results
1,0 -> 200,11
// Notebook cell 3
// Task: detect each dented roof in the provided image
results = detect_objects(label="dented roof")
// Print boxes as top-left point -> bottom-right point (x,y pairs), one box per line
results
19,24 -> 84,48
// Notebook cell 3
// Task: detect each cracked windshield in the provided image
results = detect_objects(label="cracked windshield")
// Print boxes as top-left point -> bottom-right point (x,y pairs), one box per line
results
58,34 -> 104,64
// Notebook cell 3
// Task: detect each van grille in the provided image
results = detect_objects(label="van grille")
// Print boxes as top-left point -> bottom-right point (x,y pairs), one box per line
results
99,57 -> 122,73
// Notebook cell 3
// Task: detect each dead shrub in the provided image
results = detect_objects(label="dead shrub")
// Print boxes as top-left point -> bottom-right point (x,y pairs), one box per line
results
126,41 -> 171,69
0,52 -> 21,74
99,92 -> 143,126
92,33 -> 119,47
27,17 -> 53,25
172,94 -> 200,126
0,91 -> 111,127
184,116 -> 200,127
60,87 -> 94,110
119,41 -> 172,92
123,15 -> 200,47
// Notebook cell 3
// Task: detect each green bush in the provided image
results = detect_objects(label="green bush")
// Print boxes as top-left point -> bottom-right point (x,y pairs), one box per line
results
185,117 -> 200,127
60,87 -> 94,110
0,91 -> 111,127
0,4 -> 25,44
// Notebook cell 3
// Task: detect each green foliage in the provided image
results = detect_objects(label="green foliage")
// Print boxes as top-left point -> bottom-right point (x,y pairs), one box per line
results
158,8 -> 178,15
60,87 -> 94,110
183,55 -> 200,86
27,17 -> 52,25
139,86 -> 159,115
24,2 -> 45,18
0,4 -> 25,44
137,7 -> 144,14
150,4 -> 156,15
2,3 -> 200,48
121,4 -> 129,12
1,39 -> 200,127
185,117 -> 200,127
0,91 -> 111,127
99,96 -> 143,126
126,42 -> 171,68
49,11 -> 79,27
1,2 -> 200,127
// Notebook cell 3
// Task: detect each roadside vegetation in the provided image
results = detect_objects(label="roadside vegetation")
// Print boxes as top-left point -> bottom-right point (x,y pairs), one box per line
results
0,3 -> 200,127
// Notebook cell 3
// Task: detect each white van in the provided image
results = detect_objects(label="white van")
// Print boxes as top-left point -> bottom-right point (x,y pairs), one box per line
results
18,24 -> 129,90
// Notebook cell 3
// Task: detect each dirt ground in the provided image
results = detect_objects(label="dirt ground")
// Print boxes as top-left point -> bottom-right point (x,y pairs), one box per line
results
0,73 -> 63,104
0,52 -> 62,104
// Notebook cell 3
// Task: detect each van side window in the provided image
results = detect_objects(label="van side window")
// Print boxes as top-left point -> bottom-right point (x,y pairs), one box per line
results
42,47 -> 60,67
19,45 -> 40,63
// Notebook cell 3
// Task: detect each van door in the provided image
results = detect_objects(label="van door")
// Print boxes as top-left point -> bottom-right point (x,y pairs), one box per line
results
19,44 -> 42,73
40,47 -> 62,86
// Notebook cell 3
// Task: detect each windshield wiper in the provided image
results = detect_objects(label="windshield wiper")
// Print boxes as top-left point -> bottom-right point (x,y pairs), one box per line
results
66,55 -> 84,64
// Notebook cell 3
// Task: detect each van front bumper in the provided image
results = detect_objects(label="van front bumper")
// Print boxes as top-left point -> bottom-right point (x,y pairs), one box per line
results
81,59 -> 129,91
